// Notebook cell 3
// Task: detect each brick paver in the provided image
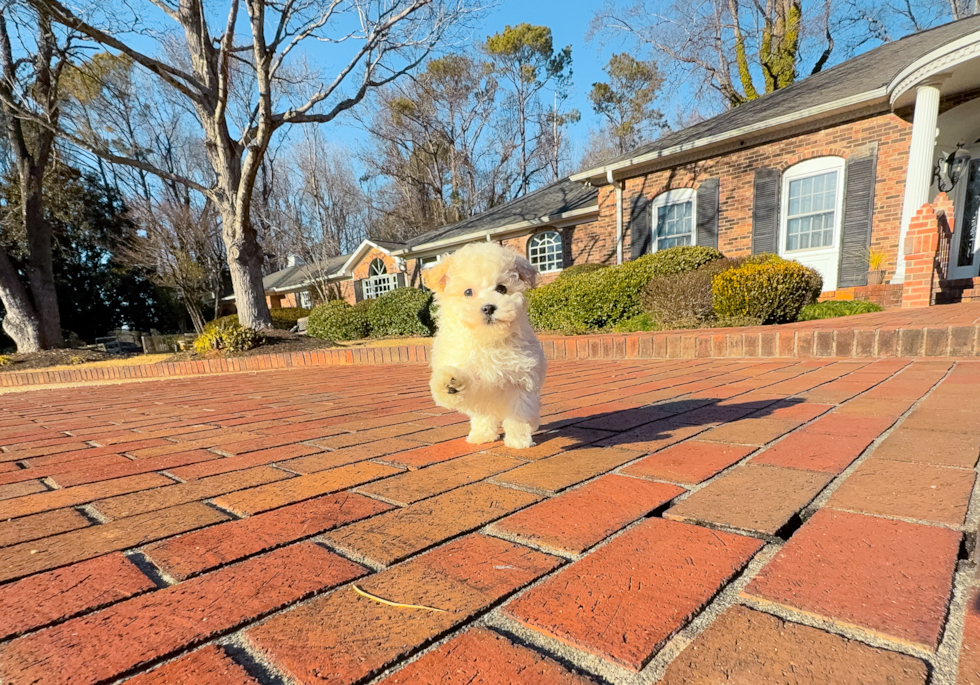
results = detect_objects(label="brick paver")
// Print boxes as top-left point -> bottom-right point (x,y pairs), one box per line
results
0,357 -> 976,684
661,605 -> 929,684
505,517 -> 763,670
744,509 -> 960,649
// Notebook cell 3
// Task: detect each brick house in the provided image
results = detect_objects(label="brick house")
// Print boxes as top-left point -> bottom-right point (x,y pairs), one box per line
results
385,15 -> 980,309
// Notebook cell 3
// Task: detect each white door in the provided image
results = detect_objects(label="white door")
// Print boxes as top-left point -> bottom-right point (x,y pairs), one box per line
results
948,154 -> 980,280
778,158 -> 845,291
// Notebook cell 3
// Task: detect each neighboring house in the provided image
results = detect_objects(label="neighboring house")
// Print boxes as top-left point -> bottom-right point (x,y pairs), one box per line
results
221,253 -> 352,311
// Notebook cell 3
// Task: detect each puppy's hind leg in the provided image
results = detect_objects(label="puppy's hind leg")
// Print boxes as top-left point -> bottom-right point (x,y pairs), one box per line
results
502,391 -> 540,450
467,414 -> 500,445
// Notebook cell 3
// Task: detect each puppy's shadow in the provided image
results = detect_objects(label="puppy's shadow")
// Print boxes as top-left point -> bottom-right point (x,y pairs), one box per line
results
538,396 -> 803,450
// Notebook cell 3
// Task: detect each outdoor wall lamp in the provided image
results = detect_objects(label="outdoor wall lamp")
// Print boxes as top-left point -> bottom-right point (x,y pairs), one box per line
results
935,143 -> 972,192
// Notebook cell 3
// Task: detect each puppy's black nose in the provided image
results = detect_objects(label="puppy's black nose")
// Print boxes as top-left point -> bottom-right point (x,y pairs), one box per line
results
482,304 -> 497,316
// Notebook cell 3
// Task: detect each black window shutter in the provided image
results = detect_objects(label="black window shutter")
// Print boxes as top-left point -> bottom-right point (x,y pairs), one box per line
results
630,194 -> 652,259
838,148 -> 878,288
353,279 -> 363,302
696,178 -> 720,249
752,168 -> 781,254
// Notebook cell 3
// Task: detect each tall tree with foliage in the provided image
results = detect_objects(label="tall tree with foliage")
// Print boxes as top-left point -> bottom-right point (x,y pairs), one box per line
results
361,53 -> 512,240
17,0 -> 478,332
1,163 -> 183,342
483,24 -> 573,195
0,7 -> 74,351
589,53 -> 665,154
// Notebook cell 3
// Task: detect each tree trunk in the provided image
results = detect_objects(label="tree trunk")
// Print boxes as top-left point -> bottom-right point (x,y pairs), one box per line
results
0,246 -> 43,353
22,171 -> 63,348
221,208 -> 271,330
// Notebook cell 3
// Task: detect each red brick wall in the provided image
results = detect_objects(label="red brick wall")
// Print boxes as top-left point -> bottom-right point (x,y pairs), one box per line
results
267,293 -> 301,309
612,112 -> 912,279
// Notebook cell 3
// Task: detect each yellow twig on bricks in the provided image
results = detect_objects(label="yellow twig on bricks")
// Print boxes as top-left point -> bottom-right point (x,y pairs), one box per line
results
351,584 -> 447,613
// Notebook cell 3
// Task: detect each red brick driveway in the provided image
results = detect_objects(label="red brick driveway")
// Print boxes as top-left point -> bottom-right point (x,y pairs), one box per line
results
0,358 -> 978,684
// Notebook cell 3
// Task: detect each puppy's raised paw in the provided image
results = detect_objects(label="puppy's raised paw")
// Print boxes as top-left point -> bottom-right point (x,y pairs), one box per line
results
445,376 -> 463,395
430,367 -> 466,405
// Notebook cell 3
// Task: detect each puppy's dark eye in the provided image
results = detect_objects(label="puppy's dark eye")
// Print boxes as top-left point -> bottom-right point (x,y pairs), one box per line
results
495,284 -> 507,294
463,289 -> 473,298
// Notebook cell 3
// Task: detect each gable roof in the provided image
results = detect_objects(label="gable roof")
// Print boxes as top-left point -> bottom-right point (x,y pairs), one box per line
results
262,253 -> 352,293
574,14 -> 980,184
398,177 -> 598,254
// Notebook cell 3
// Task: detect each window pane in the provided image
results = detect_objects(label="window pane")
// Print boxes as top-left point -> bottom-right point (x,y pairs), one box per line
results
528,231 -> 564,272
785,170 -> 838,252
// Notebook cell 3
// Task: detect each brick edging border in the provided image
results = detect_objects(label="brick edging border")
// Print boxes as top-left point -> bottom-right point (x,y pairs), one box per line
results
3,324 -> 978,388
0,345 -> 429,388
541,323 -> 980,361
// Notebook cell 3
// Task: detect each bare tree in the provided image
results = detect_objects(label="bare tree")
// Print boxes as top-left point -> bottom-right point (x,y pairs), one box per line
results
121,198 -> 224,333
255,128 -> 368,302
591,0 -> 975,114
0,6 -> 74,351
17,0 -> 479,330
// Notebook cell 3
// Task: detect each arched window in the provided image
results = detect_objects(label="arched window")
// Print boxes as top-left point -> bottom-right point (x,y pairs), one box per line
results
651,188 -> 696,251
363,257 -> 397,299
527,230 -> 564,272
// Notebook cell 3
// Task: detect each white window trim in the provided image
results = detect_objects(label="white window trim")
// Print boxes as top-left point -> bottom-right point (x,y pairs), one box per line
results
527,230 -> 565,273
651,188 -> 697,252
779,157 -> 846,258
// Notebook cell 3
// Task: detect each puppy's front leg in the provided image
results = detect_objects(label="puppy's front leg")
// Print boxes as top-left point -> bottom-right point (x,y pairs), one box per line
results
502,390 -> 540,449
467,415 -> 500,444
429,366 -> 467,408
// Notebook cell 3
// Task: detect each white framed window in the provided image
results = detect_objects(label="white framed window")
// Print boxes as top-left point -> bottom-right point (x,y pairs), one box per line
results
527,230 -> 564,272
651,189 -> 697,251
299,290 -> 312,308
363,258 -> 398,299
779,157 -> 845,290
783,161 -> 843,252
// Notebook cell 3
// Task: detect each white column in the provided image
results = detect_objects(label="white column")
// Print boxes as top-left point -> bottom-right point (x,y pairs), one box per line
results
893,80 -> 944,283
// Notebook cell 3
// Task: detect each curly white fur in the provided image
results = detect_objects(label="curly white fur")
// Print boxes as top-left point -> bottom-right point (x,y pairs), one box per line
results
424,242 -> 546,449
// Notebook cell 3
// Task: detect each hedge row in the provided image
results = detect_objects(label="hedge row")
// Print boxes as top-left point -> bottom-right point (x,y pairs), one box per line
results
307,287 -> 435,341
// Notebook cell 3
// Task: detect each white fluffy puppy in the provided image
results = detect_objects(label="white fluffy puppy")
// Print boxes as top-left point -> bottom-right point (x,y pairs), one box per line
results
424,242 -> 546,449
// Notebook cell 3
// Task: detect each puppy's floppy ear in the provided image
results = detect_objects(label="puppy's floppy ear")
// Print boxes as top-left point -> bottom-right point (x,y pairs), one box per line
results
423,255 -> 453,293
513,255 -> 537,288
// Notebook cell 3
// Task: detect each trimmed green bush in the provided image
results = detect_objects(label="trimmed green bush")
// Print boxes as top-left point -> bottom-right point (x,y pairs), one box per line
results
205,307 -> 310,332
269,307 -> 310,329
369,287 -> 435,337
612,313 -> 658,332
798,300 -> 883,321
644,245 -> 725,275
528,246 -> 725,334
192,320 -> 261,354
713,257 -> 823,324
307,300 -> 369,341
554,263 -> 608,282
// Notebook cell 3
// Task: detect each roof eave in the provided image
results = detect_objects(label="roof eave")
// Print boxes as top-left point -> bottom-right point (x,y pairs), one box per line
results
571,88 -> 890,185
393,204 -> 600,258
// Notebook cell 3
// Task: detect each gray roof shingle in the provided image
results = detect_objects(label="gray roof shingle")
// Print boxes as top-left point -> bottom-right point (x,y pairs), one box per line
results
583,14 -> 980,172
402,177 -> 598,251
262,253 -> 351,292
